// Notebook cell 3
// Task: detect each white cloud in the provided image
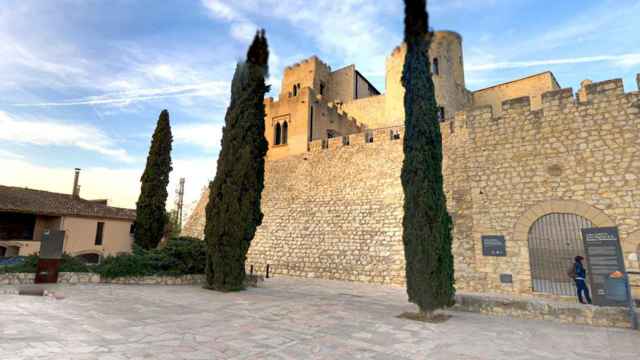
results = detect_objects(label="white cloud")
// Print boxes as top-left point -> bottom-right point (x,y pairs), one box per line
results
168,157 -> 217,219
173,122 -> 224,152
0,158 -> 141,208
201,0 -> 400,79
13,81 -> 230,108
201,0 -> 258,43
467,53 -> 640,72
0,111 -> 133,162
231,22 -> 259,42
0,149 -> 24,160
0,156 -> 217,218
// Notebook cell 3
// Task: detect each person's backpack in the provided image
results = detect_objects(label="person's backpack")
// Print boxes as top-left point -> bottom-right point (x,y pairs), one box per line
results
567,263 -> 577,279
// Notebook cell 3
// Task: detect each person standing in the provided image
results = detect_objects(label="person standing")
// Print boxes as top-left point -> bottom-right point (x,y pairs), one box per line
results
572,256 -> 592,304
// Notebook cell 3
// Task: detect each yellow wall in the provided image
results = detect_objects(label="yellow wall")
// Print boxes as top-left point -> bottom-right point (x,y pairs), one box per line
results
327,65 -> 356,103
472,72 -> 560,115
341,95 -> 386,129
384,31 -> 471,127
62,216 -> 133,257
3,215 -> 133,257
265,89 -> 313,160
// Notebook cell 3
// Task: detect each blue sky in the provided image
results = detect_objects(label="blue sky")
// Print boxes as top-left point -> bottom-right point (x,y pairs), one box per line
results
0,0 -> 639,215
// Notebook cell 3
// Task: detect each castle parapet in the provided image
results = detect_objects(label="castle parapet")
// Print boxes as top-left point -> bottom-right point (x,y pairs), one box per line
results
542,88 -> 574,111
307,126 -> 404,154
585,79 -> 624,101
501,96 -> 531,114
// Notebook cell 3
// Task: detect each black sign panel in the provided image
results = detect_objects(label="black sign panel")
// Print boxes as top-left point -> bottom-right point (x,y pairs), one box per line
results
39,230 -> 65,260
500,273 -> 513,284
482,235 -> 506,257
581,227 -> 628,307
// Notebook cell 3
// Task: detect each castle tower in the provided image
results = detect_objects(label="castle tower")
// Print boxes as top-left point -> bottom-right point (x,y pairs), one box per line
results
384,31 -> 470,125
279,56 -> 332,100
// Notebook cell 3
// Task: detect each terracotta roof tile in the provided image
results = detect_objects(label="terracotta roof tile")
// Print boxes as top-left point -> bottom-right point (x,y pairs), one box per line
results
0,185 -> 136,221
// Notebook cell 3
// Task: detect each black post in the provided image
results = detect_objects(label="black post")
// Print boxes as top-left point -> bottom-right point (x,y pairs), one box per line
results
250,265 -> 254,276
266,264 -> 270,279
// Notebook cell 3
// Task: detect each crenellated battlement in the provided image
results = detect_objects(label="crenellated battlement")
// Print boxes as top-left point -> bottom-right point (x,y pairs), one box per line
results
299,74 -> 640,159
284,55 -> 331,73
452,75 -> 639,131
308,125 -> 404,154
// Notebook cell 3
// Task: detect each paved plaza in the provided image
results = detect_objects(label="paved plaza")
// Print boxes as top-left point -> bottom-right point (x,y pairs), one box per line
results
1,277 -> 638,360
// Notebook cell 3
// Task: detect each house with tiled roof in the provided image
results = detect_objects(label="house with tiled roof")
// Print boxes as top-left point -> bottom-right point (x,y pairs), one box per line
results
0,169 -> 136,262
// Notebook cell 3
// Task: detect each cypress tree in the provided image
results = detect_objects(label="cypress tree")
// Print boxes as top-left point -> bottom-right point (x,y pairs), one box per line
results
135,109 -> 173,250
400,0 -> 455,315
203,30 -> 269,291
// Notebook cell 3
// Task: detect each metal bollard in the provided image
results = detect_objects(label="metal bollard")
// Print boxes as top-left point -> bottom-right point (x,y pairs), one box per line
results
250,265 -> 254,276
266,264 -> 270,279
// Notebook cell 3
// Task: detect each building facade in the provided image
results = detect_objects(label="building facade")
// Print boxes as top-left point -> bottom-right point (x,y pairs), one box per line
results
0,184 -> 136,262
183,31 -> 640,300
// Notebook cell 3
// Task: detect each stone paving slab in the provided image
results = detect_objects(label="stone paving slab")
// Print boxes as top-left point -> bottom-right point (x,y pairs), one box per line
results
0,276 -> 638,359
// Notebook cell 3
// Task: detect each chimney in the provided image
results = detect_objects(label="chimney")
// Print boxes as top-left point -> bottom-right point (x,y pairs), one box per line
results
72,168 -> 81,199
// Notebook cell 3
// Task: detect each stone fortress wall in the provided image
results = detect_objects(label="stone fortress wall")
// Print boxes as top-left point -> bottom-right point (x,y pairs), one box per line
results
183,75 -> 640,296
340,31 -> 471,130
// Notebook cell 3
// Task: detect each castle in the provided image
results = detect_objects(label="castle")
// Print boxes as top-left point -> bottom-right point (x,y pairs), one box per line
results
184,31 -> 640,300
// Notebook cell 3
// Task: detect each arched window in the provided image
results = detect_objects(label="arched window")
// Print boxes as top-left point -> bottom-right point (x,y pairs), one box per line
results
75,253 -> 101,264
274,123 -> 282,145
432,58 -> 439,75
282,121 -> 288,145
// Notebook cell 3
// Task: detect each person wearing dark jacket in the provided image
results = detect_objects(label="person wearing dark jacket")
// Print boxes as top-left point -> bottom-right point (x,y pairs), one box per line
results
574,256 -> 592,304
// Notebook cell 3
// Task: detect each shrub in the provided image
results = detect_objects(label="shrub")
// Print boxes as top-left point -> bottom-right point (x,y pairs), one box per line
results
93,252 -> 153,278
149,237 -> 206,275
0,238 -> 206,278
0,253 -> 90,274
95,238 -> 205,278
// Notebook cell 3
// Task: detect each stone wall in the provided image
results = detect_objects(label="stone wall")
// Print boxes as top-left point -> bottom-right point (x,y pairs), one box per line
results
184,76 -> 640,298
453,293 -> 636,329
341,95 -> 387,130
471,71 -> 560,116
384,31 -> 471,126
453,78 -> 640,294
0,273 -> 204,285
248,126 -> 407,285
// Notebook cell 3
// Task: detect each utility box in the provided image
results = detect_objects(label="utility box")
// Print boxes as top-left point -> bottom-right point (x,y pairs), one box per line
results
34,230 -> 65,284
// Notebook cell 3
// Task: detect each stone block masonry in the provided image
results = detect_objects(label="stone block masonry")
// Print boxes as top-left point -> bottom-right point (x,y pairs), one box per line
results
184,75 -> 640,299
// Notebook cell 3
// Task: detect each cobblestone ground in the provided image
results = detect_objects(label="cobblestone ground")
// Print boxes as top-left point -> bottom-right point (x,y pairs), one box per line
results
1,277 -> 638,360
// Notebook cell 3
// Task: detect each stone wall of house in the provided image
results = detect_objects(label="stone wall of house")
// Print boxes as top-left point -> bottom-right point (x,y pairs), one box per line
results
184,76 -> 640,297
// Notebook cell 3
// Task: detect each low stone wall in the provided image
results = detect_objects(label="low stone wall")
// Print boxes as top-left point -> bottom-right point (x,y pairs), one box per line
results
454,293 -> 636,329
101,274 -> 205,285
0,273 -> 204,286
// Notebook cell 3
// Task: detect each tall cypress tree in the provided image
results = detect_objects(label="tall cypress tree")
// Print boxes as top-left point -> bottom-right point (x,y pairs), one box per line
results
400,0 -> 455,314
204,30 -> 269,291
135,110 -> 173,250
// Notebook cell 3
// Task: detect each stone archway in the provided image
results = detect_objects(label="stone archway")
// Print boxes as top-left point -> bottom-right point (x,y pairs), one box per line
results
72,250 -> 104,264
512,200 -> 615,294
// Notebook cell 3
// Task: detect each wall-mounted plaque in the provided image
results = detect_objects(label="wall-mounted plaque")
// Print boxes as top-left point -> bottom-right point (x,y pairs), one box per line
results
482,235 -> 506,257
581,227 -> 629,307
500,273 -> 513,284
